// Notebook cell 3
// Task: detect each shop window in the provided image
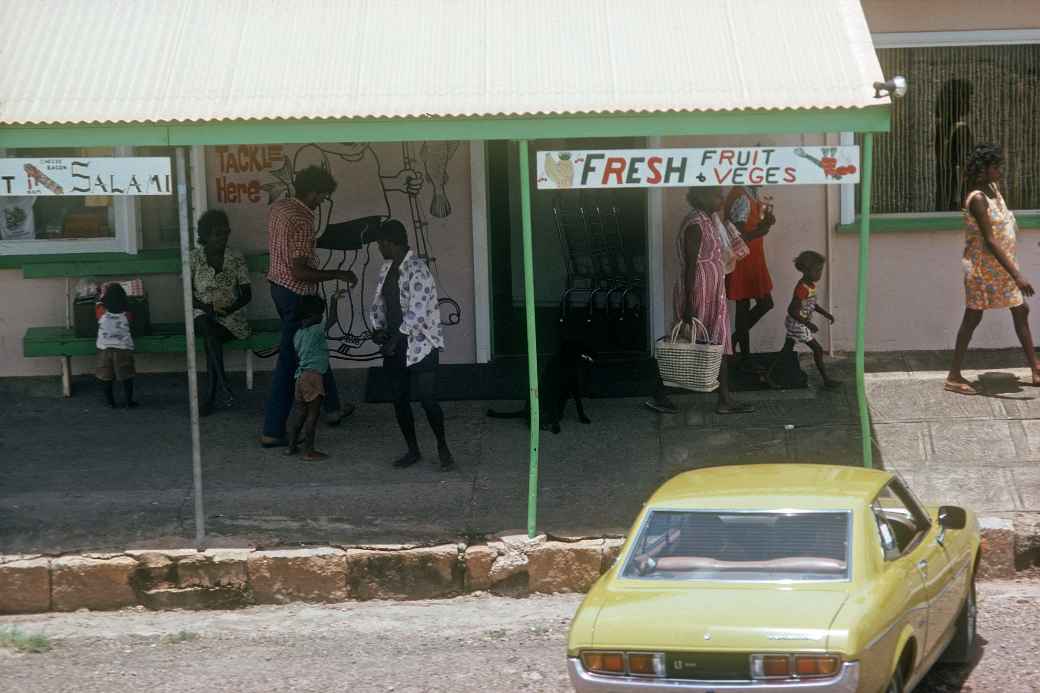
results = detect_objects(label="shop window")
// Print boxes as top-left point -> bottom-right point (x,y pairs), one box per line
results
1,147 -> 183,255
135,146 -> 183,249
1,148 -> 120,250
857,43 -> 1040,214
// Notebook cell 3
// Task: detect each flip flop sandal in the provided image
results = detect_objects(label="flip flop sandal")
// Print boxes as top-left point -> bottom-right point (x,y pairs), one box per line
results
944,380 -> 978,396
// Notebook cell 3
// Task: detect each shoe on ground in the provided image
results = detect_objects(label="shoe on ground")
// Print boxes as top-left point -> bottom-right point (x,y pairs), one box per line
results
438,445 -> 456,472
260,435 -> 289,448
393,451 -> 422,468
324,403 -> 356,426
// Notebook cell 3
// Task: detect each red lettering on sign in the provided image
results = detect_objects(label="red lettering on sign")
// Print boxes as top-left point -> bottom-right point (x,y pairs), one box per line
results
718,150 -> 735,165
783,167 -> 797,183
748,167 -> 765,185
646,157 -> 663,184
215,176 -> 263,204
602,157 -> 627,185
714,168 -> 733,184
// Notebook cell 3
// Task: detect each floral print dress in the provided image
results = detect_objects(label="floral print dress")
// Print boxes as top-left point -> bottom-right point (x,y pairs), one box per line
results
962,186 -> 1022,310
189,247 -> 252,339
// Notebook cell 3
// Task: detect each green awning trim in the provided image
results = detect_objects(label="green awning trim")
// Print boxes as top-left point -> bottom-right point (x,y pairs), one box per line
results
1,107 -> 890,148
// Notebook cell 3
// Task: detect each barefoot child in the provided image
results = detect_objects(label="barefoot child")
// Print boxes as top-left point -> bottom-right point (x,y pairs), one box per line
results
771,251 -> 840,389
95,283 -> 139,408
285,295 -> 330,461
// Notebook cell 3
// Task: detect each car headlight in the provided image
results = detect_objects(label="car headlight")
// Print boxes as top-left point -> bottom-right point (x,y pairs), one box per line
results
751,654 -> 842,680
580,651 -> 665,677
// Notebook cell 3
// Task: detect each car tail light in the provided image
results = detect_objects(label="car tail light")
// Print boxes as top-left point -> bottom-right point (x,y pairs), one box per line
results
752,654 -> 842,680
751,655 -> 791,679
627,652 -> 666,677
582,651 -> 625,675
580,651 -> 666,677
795,655 -> 841,677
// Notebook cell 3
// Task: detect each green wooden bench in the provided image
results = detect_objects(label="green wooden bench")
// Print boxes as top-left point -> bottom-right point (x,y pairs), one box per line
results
24,319 -> 282,397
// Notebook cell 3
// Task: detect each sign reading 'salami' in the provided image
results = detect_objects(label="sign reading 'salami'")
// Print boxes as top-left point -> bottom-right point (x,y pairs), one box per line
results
0,157 -> 173,196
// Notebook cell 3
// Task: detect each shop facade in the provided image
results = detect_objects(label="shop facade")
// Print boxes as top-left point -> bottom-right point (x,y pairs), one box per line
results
3,1 -> 1039,385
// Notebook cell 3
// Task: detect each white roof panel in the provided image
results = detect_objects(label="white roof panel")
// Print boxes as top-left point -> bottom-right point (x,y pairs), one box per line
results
0,0 -> 887,125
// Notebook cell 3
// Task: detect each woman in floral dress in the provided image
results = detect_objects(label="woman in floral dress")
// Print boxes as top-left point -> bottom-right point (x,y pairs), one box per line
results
190,210 -> 253,413
946,144 -> 1040,394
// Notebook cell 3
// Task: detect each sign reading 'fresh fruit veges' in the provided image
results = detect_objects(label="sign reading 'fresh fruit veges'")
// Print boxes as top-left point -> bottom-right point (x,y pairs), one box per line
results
536,147 -> 860,189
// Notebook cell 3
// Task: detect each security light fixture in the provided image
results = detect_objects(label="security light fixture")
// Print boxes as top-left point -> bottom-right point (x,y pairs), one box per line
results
873,76 -> 908,99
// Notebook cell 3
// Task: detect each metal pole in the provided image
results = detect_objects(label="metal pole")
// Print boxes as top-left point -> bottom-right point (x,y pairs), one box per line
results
175,147 -> 206,546
518,140 -> 540,538
855,133 -> 874,468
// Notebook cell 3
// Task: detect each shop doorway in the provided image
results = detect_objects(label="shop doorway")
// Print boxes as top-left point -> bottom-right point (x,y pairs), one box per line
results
486,139 -> 650,360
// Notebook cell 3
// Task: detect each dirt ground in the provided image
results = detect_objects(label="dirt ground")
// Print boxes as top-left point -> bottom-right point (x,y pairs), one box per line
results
1,580 -> 1038,692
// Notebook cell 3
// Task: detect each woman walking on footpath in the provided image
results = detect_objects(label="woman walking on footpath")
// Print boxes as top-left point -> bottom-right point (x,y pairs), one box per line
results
946,144 -> 1040,395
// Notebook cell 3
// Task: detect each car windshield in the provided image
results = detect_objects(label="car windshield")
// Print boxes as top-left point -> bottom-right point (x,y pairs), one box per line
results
622,510 -> 851,581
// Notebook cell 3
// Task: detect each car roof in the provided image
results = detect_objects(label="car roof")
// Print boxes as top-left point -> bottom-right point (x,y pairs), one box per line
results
646,464 -> 893,511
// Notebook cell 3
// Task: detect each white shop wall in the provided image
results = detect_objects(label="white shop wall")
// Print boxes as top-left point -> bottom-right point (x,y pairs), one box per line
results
203,142 -> 476,367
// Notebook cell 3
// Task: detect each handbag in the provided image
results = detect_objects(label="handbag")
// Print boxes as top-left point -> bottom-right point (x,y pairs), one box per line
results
654,319 -> 724,392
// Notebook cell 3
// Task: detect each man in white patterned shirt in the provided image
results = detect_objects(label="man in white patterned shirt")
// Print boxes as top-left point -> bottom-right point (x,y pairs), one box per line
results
370,219 -> 453,471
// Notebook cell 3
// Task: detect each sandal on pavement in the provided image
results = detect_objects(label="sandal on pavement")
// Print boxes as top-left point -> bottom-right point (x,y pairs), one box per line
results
943,380 -> 978,396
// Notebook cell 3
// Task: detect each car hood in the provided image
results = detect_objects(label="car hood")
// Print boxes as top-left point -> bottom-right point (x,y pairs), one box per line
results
591,584 -> 849,651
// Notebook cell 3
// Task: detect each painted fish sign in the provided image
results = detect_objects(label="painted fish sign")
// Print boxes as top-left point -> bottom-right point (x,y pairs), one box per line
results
0,157 -> 173,196
536,147 -> 860,190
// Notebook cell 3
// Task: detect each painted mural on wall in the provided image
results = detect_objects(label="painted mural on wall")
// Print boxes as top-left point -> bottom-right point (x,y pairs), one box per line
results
211,141 -> 463,362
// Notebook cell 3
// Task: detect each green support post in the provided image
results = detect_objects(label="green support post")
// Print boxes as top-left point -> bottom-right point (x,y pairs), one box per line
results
856,133 -> 875,468
518,141 -> 541,537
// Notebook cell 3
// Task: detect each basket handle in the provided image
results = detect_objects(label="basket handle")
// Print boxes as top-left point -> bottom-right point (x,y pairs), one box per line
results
669,318 -> 710,344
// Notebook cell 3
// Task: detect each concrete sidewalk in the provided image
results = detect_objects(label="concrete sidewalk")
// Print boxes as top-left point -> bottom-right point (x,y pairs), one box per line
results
1,349 -> 1038,556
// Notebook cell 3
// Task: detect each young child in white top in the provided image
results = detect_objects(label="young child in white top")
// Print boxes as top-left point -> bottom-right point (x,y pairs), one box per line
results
95,283 -> 138,408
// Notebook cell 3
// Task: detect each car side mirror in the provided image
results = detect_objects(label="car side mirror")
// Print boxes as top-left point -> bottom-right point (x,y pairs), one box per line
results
938,506 -> 967,530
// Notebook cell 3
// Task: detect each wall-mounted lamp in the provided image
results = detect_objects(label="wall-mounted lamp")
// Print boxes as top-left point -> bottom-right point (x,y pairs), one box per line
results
873,76 -> 908,99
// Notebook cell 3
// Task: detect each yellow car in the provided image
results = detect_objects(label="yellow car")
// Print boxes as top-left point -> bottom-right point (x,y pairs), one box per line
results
567,464 -> 979,693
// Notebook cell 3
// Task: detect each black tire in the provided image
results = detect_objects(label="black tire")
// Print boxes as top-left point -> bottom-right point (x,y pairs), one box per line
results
942,571 -> 978,664
885,664 -> 905,693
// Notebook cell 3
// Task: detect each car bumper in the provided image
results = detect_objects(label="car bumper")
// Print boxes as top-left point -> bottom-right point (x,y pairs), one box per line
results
567,659 -> 860,693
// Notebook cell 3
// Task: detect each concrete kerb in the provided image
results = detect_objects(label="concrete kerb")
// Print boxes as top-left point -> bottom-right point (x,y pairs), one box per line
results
0,522 -> 1034,614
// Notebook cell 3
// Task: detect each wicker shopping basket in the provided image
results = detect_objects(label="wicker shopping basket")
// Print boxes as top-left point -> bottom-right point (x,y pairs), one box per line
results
654,319 -> 724,392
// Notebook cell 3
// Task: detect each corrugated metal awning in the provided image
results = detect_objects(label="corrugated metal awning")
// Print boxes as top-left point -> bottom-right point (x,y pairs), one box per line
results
0,0 -> 887,127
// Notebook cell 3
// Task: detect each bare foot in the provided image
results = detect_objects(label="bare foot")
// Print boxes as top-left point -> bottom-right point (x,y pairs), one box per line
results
302,450 -> 329,462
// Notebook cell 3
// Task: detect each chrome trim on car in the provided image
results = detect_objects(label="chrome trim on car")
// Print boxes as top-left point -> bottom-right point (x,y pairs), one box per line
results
568,659 -> 860,693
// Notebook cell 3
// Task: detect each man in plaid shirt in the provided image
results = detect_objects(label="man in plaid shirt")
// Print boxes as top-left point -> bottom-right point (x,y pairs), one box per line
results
261,166 -> 358,448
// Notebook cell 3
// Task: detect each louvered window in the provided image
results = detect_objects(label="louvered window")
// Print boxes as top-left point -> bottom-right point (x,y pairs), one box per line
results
860,44 -> 1040,214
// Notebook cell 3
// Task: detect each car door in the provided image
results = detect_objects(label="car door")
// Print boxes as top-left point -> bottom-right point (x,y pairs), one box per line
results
876,481 -> 951,664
